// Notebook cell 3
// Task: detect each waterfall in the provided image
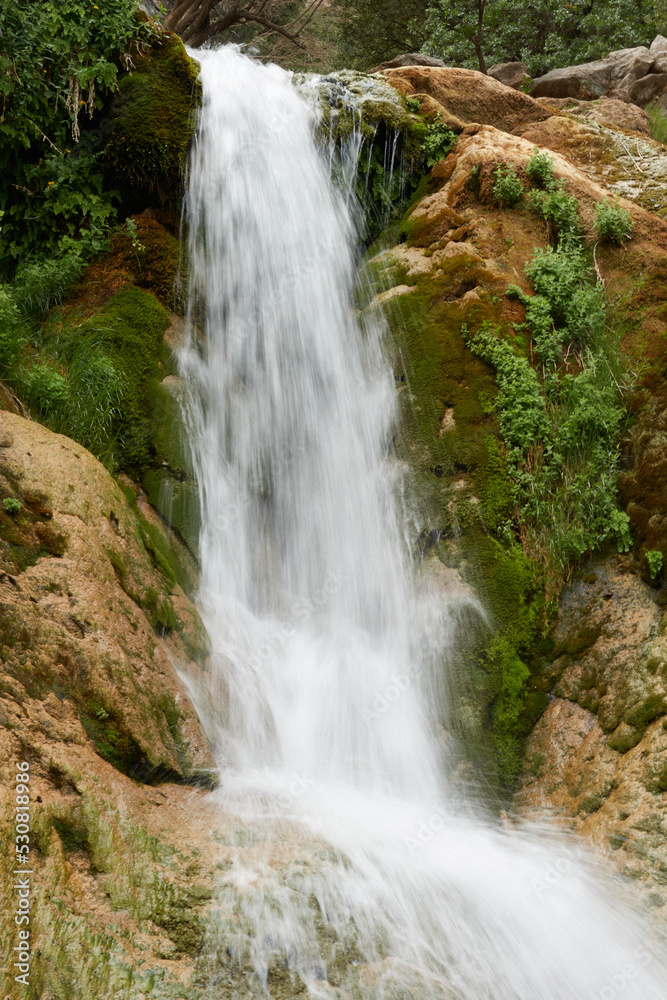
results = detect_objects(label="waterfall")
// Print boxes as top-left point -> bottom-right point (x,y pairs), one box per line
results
179,46 -> 666,999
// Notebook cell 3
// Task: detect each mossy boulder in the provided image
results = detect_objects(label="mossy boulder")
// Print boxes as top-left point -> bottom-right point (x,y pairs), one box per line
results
105,28 -> 200,212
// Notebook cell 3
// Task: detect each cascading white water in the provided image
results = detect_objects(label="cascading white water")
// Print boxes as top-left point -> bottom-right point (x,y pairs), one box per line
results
180,46 -> 666,999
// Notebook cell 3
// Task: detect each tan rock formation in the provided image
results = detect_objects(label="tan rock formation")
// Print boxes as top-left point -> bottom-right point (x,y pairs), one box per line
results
514,558 -> 667,906
381,66 -> 555,134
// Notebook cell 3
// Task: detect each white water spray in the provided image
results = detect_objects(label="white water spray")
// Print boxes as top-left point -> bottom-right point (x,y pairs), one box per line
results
180,47 -> 666,999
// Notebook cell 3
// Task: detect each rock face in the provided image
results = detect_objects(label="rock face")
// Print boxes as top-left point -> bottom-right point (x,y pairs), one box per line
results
536,95 -> 650,135
514,558 -> 667,903
382,65 -> 555,133
0,411 -> 225,997
487,61 -> 529,90
0,411 -> 214,783
531,38 -> 667,108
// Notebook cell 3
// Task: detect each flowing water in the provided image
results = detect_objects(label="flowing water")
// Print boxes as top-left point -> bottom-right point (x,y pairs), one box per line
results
179,46 -> 666,999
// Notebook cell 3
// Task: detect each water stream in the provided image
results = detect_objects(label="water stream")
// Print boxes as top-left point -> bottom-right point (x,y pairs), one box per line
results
179,46 -> 666,999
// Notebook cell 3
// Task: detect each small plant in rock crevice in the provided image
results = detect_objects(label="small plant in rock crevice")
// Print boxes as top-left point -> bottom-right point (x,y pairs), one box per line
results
593,196 -> 633,244
2,498 -> 21,514
525,146 -> 554,188
421,116 -> 457,168
493,163 -> 524,207
646,549 -> 664,580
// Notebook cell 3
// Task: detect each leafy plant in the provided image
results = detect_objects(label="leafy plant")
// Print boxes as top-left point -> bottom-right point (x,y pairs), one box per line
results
493,163 -> 524,207
593,197 -> 633,244
647,549 -> 664,579
525,146 -> 554,188
528,179 -> 580,245
463,240 -> 631,596
422,117 -> 457,168
2,498 -> 21,514
0,0 -> 155,270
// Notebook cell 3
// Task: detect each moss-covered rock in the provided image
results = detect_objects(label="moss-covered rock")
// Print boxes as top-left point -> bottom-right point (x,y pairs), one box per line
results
105,28 -> 201,212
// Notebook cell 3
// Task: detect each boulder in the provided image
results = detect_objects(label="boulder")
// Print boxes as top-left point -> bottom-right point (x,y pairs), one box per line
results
627,71 -> 667,107
487,61 -> 529,90
515,559 -> 667,895
381,66 -> 554,134
371,52 -> 446,73
531,46 -> 655,101
530,39 -> 667,108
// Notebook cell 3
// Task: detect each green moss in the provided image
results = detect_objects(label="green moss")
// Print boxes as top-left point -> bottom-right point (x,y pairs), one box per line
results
0,476 -> 66,573
608,725 -> 644,753
579,780 -> 617,814
364,241 -> 547,790
79,702 -> 152,777
625,695 -> 666,730
105,30 -> 201,209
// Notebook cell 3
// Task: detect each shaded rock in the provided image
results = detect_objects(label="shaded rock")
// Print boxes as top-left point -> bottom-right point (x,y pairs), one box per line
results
381,66 -> 555,134
487,61 -> 529,90
620,401 -> 667,561
371,52 -> 446,73
628,71 -> 667,107
530,39 -> 667,108
530,45 -> 654,102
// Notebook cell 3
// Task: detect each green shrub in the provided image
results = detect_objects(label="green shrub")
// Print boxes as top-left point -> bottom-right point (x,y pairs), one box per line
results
525,146 -> 554,188
421,117 -> 457,168
19,362 -> 69,423
508,246 -> 606,367
2,498 -> 21,514
593,197 -> 633,244
493,163 -> 524,206
647,549 -> 664,579
528,180 -> 580,245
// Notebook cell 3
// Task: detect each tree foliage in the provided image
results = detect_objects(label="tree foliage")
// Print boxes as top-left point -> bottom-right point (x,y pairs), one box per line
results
420,0 -> 656,77
332,0 -> 427,69
0,0 -> 153,271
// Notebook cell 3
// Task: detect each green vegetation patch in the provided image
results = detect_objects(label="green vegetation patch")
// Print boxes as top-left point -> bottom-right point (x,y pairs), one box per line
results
104,30 -> 201,210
